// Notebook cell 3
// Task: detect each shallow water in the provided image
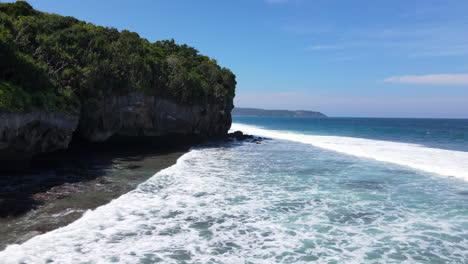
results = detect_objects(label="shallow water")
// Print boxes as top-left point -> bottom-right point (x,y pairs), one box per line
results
0,150 -> 185,250
1,135 -> 467,263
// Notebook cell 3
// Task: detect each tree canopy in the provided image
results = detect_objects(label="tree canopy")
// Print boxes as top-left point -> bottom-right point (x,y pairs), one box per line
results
0,1 -> 236,114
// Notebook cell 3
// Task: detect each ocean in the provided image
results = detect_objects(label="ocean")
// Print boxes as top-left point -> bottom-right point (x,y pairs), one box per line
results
1,117 -> 467,263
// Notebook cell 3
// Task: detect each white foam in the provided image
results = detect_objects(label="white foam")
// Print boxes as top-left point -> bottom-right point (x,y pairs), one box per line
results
1,141 -> 466,263
232,123 -> 468,181
0,148 -> 305,263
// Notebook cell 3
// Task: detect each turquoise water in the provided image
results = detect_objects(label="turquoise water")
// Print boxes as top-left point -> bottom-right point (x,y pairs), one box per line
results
1,117 -> 467,263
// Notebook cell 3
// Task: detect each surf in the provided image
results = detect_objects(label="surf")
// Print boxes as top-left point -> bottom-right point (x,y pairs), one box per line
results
1,135 -> 467,263
232,123 -> 468,181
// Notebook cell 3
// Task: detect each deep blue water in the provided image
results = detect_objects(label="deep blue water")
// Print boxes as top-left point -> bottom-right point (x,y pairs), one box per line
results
233,117 -> 468,152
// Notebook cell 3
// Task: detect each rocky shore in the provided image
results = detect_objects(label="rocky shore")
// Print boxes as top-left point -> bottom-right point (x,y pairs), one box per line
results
0,131 -> 260,250
0,1 -> 239,251
0,142 -> 188,250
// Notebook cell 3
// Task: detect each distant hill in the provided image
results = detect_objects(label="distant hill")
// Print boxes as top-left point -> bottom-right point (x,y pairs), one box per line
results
232,108 -> 327,117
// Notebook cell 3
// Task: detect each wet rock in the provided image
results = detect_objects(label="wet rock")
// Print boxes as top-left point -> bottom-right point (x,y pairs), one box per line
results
32,183 -> 82,201
252,138 -> 262,144
95,177 -> 111,184
227,131 -> 264,144
228,131 -> 254,141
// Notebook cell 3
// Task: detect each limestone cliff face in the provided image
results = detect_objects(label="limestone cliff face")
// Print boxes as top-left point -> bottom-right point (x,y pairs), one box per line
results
0,93 -> 233,167
0,112 -> 79,162
78,92 -> 234,142
0,2 -> 236,169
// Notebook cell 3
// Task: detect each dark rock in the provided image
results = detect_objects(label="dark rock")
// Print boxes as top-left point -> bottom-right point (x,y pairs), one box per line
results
252,138 -> 262,144
231,131 -> 244,140
0,92 -> 233,171
227,131 -> 264,143
0,112 -> 79,170
95,177 -> 111,184
78,93 -> 233,142
31,183 -> 82,201
228,131 -> 254,141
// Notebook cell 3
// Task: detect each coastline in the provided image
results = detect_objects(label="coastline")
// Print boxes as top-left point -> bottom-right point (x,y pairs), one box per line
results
0,145 -> 188,250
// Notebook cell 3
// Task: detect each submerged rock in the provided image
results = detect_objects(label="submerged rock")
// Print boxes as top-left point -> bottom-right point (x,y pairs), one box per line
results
31,182 -> 84,201
252,138 -> 262,144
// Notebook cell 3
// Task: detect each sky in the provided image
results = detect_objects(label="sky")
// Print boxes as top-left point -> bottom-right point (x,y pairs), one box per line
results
7,0 -> 468,118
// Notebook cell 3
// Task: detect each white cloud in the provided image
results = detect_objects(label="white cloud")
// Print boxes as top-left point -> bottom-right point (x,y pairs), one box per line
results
285,20 -> 468,58
384,74 -> 468,85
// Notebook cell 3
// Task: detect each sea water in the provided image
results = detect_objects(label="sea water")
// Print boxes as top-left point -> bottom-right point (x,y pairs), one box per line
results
1,117 -> 467,263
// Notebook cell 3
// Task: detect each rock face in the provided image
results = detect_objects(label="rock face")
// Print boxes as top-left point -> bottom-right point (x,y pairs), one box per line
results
0,112 -> 79,165
78,92 -> 233,142
0,1 -> 237,170
0,93 -> 233,169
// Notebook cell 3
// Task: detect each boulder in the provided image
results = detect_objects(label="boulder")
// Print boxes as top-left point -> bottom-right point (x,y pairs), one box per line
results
228,131 -> 254,141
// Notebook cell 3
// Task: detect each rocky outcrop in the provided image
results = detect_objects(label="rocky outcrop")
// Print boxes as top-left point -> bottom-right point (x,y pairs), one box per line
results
0,112 -> 79,165
0,93 -> 233,169
228,130 -> 264,144
77,92 -> 233,142
228,131 -> 253,141
0,1 -> 236,171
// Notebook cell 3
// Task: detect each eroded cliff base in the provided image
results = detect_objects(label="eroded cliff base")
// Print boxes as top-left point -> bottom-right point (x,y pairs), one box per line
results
0,91 -> 233,171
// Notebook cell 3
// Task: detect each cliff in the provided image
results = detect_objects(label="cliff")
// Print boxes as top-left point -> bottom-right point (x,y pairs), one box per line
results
232,108 -> 326,117
0,2 -> 235,168
77,93 -> 233,142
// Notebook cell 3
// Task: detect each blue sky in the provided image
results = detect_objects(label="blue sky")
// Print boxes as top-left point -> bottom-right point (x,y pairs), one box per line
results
12,0 -> 468,117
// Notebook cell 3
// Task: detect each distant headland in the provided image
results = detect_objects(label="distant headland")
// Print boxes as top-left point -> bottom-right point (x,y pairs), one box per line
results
232,108 -> 327,117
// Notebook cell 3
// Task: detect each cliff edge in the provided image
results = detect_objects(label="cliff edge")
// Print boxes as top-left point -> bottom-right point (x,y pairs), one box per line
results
0,2 -> 235,169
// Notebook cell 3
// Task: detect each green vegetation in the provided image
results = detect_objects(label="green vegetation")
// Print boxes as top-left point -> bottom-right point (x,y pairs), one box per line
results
0,1 -> 236,114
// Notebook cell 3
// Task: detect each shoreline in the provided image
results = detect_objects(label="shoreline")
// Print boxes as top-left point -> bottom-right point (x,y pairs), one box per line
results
0,144 -> 188,250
